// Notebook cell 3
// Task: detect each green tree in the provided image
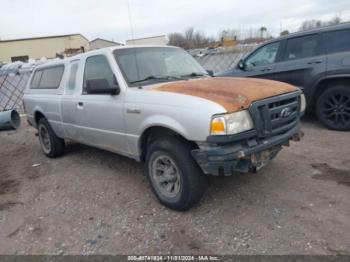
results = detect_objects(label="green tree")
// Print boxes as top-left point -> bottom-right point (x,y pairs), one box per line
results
280,30 -> 289,36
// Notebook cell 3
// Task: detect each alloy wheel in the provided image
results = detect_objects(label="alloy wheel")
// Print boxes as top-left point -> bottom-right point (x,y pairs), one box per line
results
321,92 -> 350,129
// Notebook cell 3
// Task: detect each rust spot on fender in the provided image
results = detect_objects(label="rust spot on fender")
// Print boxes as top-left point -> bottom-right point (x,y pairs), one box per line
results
152,77 -> 298,112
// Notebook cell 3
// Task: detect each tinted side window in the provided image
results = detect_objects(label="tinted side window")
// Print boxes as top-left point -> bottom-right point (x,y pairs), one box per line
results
284,34 -> 319,60
324,29 -> 350,54
67,62 -> 79,90
30,66 -> 64,89
83,55 -> 114,93
30,70 -> 43,88
245,42 -> 280,67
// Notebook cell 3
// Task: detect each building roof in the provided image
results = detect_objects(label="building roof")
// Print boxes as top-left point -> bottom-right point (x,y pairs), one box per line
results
126,35 -> 166,42
89,38 -> 122,45
0,33 -> 89,43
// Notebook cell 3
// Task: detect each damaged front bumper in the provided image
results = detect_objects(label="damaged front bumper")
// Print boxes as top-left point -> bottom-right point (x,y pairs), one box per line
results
192,124 -> 303,176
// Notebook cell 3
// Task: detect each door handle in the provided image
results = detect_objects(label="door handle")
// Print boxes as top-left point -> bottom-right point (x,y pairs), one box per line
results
126,108 -> 141,114
77,102 -> 84,109
261,67 -> 272,72
307,60 -> 323,64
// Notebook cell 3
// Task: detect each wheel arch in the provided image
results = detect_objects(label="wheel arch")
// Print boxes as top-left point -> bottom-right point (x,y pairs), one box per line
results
34,110 -> 46,125
312,76 -> 350,109
138,125 -> 197,162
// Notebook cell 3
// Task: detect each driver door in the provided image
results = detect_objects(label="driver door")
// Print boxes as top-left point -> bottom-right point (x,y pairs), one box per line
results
73,54 -> 127,155
240,41 -> 281,79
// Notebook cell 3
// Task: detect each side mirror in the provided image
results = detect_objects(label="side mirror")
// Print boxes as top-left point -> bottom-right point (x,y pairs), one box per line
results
207,70 -> 214,77
86,78 -> 120,95
237,59 -> 245,70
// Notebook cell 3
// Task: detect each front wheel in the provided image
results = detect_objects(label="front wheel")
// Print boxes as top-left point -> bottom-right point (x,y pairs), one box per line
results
145,137 -> 207,211
316,86 -> 350,131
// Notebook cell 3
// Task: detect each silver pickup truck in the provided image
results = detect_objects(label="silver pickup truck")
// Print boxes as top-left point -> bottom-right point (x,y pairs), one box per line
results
23,46 -> 305,211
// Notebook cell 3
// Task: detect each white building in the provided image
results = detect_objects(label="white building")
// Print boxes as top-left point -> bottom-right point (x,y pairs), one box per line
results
89,38 -> 123,50
126,35 -> 167,46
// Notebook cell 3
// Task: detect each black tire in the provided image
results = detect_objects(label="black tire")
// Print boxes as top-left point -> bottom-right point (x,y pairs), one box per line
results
37,117 -> 65,158
316,85 -> 350,131
145,136 -> 207,211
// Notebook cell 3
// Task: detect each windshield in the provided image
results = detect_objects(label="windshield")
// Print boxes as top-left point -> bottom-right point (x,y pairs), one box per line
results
113,47 -> 208,86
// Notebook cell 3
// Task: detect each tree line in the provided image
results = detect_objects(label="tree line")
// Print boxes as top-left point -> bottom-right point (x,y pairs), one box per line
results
168,15 -> 345,49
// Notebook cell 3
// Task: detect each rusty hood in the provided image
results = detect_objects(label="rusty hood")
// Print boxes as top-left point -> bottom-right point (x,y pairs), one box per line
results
151,77 -> 299,112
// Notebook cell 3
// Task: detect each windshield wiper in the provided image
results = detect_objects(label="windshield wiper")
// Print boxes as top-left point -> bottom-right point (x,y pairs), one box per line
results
129,75 -> 184,84
181,72 -> 208,78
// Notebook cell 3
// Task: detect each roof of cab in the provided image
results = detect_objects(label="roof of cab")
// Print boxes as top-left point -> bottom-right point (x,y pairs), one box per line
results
263,22 -> 350,45
35,45 -> 179,70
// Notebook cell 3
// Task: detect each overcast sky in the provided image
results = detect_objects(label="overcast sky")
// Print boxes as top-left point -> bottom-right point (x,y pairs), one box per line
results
1,0 -> 350,43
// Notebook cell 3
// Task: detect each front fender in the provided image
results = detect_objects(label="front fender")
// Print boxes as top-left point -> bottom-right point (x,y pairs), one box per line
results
138,114 -> 190,140
125,114 -> 191,161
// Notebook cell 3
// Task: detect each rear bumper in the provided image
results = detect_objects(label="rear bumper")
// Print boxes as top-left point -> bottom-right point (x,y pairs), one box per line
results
192,124 -> 302,176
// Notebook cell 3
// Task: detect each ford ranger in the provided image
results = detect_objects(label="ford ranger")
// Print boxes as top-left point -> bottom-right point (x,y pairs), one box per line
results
23,46 -> 305,211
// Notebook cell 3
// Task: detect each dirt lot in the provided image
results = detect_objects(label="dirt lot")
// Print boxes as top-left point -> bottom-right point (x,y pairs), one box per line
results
0,116 -> 349,255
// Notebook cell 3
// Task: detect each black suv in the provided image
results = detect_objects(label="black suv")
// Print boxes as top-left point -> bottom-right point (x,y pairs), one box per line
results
218,23 -> 350,131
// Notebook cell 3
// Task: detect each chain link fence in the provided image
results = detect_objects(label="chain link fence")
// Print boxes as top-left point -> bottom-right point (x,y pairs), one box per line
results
193,47 -> 254,74
0,66 -> 32,113
194,51 -> 247,74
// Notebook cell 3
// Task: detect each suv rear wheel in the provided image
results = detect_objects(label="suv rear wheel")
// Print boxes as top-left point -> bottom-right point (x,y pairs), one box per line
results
145,136 -> 207,211
38,117 -> 65,157
316,85 -> 350,131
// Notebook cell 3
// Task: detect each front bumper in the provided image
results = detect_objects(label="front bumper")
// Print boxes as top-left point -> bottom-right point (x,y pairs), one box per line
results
192,124 -> 302,176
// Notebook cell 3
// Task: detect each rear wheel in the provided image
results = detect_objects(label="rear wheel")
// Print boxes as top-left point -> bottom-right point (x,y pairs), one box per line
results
38,118 -> 65,157
316,86 -> 350,130
145,136 -> 207,211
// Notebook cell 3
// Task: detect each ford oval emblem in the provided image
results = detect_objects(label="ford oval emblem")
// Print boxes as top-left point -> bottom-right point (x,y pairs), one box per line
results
280,107 -> 292,118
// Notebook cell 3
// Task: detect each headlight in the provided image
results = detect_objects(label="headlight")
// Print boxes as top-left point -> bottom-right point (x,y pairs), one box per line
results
300,94 -> 306,113
210,110 -> 254,135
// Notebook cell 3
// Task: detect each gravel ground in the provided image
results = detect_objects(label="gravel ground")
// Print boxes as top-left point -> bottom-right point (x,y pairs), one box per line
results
0,116 -> 349,255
